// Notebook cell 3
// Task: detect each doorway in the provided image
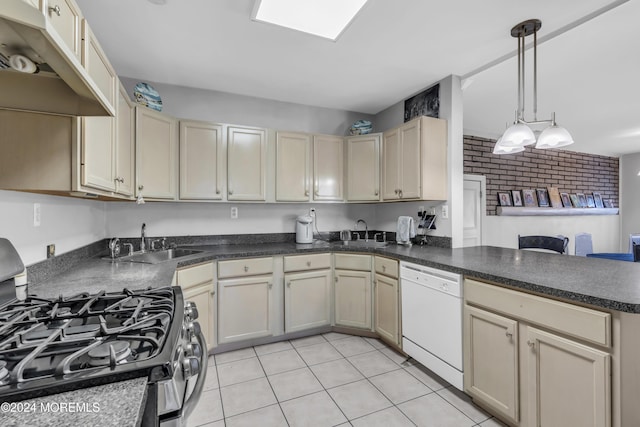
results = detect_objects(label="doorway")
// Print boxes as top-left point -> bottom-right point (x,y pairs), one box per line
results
463,175 -> 486,247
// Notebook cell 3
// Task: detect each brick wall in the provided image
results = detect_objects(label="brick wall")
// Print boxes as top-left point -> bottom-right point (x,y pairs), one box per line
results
463,136 -> 619,215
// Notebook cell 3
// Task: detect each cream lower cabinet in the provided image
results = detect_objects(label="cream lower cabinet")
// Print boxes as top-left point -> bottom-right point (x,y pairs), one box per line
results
176,262 -> 216,351
217,257 -> 274,344
346,133 -> 381,201
284,254 -> 332,333
179,120 -> 224,200
334,254 -> 372,330
374,256 -> 400,346
464,278 -> 611,427
136,107 -> 178,199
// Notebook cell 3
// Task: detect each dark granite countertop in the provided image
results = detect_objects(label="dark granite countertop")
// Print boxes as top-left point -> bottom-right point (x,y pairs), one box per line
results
1,377 -> 147,427
19,240 -> 640,426
29,241 -> 640,313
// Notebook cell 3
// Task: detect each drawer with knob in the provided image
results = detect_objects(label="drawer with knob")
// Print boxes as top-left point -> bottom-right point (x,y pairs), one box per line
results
218,257 -> 273,278
283,253 -> 331,272
375,256 -> 398,278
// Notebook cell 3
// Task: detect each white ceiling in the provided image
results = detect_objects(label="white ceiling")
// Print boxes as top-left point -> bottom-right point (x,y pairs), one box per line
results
76,0 -> 639,157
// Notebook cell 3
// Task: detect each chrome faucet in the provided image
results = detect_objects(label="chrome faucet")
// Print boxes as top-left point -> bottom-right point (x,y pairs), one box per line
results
355,219 -> 369,242
140,223 -> 146,252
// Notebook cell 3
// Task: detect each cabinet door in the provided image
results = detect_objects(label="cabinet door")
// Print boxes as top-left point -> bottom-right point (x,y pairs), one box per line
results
374,273 -> 399,345
44,0 -> 82,61
276,132 -> 311,202
81,20 -> 116,113
399,119 -> 421,199
136,107 -> 177,199
115,85 -> 135,196
183,282 -> 216,351
180,121 -> 224,200
420,117 -> 448,200
227,126 -> 267,201
525,326 -> 610,427
463,305 -> 519,425
346,134 -> 380,201
313,135 -> 344,201
382,128 -> 400,200
335,270 -> 372,330
81,114 -> 115,191
218,275 -> 272,343
285,269 -> 331,333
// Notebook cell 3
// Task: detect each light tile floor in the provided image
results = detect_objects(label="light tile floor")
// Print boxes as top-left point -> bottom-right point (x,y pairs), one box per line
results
190,332 -> 507,427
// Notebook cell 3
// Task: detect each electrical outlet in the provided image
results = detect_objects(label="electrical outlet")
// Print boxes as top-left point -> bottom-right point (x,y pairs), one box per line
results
230,206 -> 238,219
33,203 -> 41,227
47,244 -> 55,258
441,204 -> 449,219
309,207 -> 316,216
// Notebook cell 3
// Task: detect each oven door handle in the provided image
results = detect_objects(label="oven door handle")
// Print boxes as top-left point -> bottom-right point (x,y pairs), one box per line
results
181,329 -> 208,420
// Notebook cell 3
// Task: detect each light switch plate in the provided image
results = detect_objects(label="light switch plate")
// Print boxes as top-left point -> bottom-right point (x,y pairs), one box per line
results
230,206 -> 238,219
33,203 -> 41,227
441,204 -> 449,219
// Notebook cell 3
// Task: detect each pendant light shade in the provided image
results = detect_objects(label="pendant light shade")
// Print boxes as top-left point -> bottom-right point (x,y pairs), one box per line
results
535,124 -> 574,149
494,19 -> 574,154
493,138 -> 525,155
499,123 -> 536,147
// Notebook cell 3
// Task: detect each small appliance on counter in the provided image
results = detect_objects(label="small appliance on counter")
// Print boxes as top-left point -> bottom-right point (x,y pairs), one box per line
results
396,216 -> 416,245
296,215 -> 314,244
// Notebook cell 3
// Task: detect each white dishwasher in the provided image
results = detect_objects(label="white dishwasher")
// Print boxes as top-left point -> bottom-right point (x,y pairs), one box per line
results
400,261 -> 463,390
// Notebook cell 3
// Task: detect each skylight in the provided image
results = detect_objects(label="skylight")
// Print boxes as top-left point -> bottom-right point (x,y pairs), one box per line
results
252,0 -> 368,41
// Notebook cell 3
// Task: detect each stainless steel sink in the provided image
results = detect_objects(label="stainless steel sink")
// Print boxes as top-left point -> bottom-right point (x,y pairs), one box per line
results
342,240 -> 389,248
113,248 -> 203,264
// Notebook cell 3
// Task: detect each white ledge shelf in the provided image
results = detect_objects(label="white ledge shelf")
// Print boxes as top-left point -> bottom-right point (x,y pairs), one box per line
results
497,207 -> 619,216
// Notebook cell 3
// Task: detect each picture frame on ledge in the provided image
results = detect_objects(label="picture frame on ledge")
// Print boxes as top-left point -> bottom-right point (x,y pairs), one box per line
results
511,190 -> 523,207
498,192 -> 512,206
560,192 -> 572,208
577,193 -> 588,208
522,189 -> 538,207
593,192 -> 604,208
547,187 -> 563,208
570,194 -> 580,208
536,188 -> 550,207
586,194 -> 596,208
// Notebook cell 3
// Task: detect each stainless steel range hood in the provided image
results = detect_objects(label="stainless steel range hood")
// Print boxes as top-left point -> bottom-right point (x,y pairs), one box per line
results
0,0 -> 114,116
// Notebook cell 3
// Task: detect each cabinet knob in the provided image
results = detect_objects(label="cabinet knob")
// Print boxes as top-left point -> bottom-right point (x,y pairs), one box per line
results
305,190 -> 309,196
394,189 -> 399,194
287,282 -> 291,288
138,185 -> 144,191
382,265 -> 386,272
243,266 -> 249,272
216,189 -> 220,195
374,189 -> 379,196
505,331 -> 513,338
268,283 -> 273,289
50,5 -> 61,16
306,261 -> 311,267
228,189 -> 233,195
527,340 -> 535,349
335,277 -> 338,282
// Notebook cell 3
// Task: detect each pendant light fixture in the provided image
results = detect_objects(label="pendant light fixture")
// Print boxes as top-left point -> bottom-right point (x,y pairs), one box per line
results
494,19 -> 574,154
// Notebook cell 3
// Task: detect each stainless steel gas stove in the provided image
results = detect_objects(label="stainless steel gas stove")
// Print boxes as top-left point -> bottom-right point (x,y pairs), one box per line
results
0,238 -> 206,427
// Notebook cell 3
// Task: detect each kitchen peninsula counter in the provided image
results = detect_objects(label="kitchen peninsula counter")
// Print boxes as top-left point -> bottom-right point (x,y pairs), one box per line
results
28,241 -> 640,313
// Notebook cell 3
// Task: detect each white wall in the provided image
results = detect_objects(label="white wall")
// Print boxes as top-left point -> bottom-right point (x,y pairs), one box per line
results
0,190 -> 106,265
483,215 -> 620,255
619,153 -> 640,251
120,77 -> 374,136
105,201 -> 378,238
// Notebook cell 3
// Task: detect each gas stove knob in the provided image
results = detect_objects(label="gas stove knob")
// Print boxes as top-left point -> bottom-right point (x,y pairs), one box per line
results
185,321 -> 202,339
186,342 -> 202,359
185,304 -> 199,321
182,356 -> 200,379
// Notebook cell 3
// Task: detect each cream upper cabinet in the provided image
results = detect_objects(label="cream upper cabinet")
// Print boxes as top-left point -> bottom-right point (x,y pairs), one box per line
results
81,112 -> 115,192
81,20 -> 117,114
179,121 -> 224,200
382,116 -> 447,201
135,107 -> 178,200
43,0 -> 82,61
346,133 -> 381,201
80,83 -> 133,196
374,256 -> 400,346
464,305 -> 519,425
227,125 -> 267,201
313,135 -> 344,201
177,262 -> 216,351
115,85 -> 135,197
276,131 -> 311,202
525,326 -> 610,427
